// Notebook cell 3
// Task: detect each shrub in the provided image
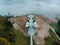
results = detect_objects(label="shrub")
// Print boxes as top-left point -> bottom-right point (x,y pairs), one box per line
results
0,37 -> 10,45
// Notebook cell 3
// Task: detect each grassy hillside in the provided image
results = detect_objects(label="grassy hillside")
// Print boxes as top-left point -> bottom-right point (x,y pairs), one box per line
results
45,23 -> 60,45
14,30 -> 30,45
0,15 -> 16,45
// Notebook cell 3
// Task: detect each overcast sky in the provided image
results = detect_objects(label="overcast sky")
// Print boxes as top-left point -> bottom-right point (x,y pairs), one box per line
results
0,0 -> 60,19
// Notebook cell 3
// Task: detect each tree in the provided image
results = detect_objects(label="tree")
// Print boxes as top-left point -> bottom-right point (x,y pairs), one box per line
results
3,18 -> 16,42
57,20 -> 60,28
56,20 -> 60,37
0,16 -> 16,43
0,37 -> 10,45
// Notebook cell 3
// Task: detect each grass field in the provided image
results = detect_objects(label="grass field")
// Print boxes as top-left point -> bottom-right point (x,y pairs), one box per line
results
14,30 -> 30,45
45,23 -> 60,45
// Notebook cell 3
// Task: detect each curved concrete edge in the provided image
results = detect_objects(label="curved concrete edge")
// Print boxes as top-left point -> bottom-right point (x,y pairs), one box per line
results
50,27 -> 60,40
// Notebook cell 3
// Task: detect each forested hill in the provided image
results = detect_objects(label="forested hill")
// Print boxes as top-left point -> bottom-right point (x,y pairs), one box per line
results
0,15 -> 16,45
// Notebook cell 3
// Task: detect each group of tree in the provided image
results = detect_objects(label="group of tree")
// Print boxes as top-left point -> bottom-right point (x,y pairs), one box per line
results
0,15 -> 16,45
57,20 -> 60,37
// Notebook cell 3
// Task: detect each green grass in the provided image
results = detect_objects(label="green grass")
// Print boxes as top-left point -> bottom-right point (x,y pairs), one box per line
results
13,30 -> 36,45
45,30 -> 57,45
49,23 -> 57,29
14,30 -> 30,45
44,22 -> 60,45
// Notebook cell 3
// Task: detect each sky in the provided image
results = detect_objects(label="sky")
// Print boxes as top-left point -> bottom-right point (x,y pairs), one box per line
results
0,0 -> 60,19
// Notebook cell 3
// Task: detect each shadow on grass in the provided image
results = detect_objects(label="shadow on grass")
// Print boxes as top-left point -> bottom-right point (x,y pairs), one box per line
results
44,29 -> 60,45
13,30 -> 35,45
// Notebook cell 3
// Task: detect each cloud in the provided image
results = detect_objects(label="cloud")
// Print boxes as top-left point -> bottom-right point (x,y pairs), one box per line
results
0,0 -> 60,19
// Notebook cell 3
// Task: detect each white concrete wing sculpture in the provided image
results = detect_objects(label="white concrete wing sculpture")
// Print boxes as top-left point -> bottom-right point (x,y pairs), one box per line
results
25,22 -> 38,27
25,15 -> 38,27
25,15 -> 38,45
33,22 -> 38,27
25,22 -> 30,27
